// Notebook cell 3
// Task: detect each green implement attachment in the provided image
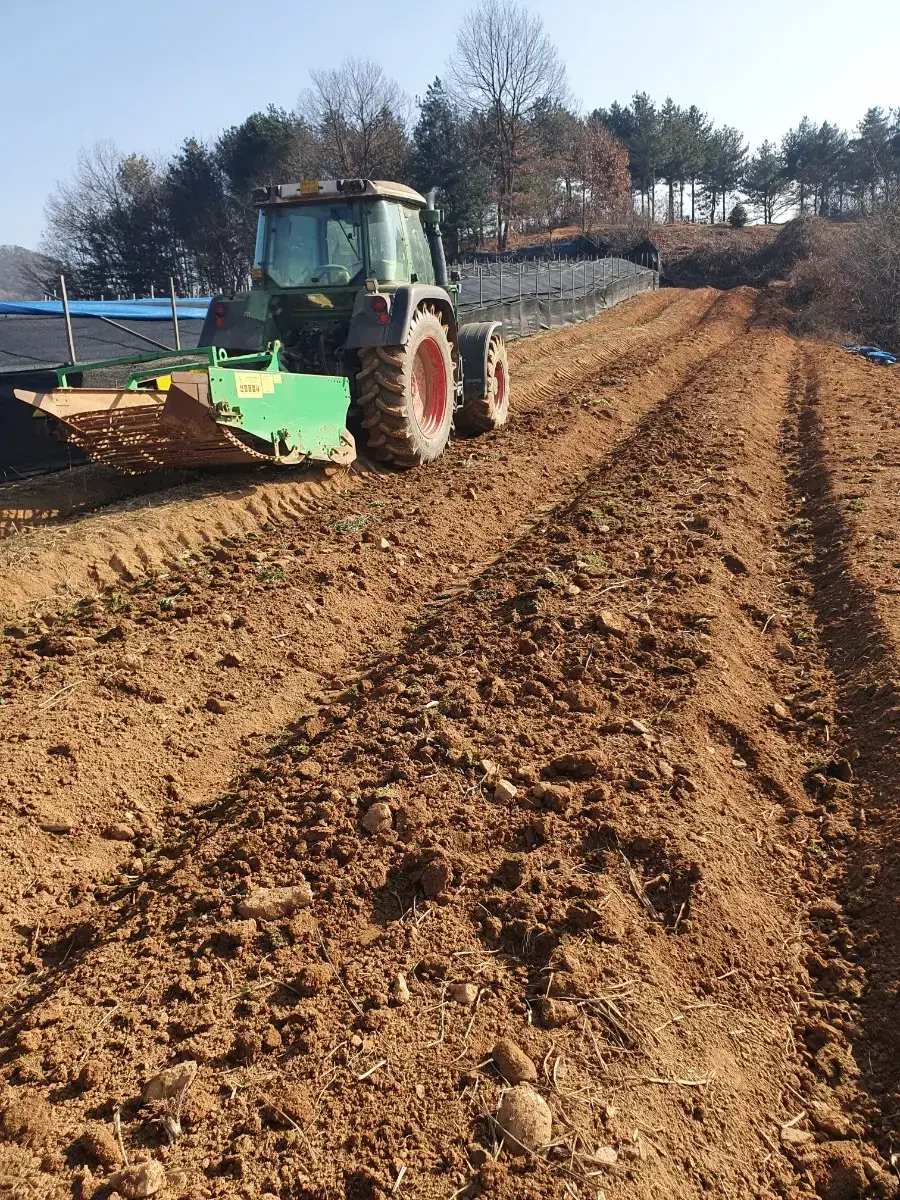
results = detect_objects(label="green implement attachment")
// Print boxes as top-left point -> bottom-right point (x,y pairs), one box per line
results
13,342 -> 355,475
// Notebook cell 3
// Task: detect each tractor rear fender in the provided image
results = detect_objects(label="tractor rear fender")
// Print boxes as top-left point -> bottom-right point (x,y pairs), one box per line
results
199,292 -> 270,353
346,285 -> 458,352
457,321 -> 503,401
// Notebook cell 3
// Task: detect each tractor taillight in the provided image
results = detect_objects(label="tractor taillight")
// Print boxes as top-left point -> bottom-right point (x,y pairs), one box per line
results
213,301 -> 228,329
370,295 -> 389,324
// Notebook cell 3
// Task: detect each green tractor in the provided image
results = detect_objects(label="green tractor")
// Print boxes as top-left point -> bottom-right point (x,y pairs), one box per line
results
16,180 -> 509,475
203,178 -> 509,468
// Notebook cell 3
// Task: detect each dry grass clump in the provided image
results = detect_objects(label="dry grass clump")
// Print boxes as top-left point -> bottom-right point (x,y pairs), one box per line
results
791,204 -> 900,351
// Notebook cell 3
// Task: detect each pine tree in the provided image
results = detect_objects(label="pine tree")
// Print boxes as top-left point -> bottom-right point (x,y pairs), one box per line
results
742,141 -> 789,223
409,79 -> 491,255
659,99 -> 689,222
851,107 -> 893,211
683,106 -> 712,223
703,126 -> 747,223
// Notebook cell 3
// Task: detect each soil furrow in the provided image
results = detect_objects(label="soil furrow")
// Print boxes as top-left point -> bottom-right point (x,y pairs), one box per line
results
780,342 -> 900,1169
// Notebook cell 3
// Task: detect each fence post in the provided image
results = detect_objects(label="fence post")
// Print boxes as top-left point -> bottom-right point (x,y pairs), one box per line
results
150,283 -> 155,299
59,274 -> 77,365
519,262 -> 522,301
499,259 -> 502,302
479,266 -> 483,307
169,275 -> 181,351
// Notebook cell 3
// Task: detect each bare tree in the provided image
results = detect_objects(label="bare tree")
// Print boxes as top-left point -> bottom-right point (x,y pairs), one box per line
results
449,0 -> 566,249
299,58 -> 410,179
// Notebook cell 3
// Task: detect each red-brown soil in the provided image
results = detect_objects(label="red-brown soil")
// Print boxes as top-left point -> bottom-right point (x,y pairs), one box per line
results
1,290 -> 899,1200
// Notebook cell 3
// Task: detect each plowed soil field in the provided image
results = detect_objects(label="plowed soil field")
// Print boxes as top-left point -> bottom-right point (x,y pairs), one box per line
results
2,287 -> 900,1200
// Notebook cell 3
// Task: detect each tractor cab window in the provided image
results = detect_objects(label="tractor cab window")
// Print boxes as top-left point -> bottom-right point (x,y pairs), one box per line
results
402,206 -> 434,285
260,202 -> 365,288
365,200 -> 410,284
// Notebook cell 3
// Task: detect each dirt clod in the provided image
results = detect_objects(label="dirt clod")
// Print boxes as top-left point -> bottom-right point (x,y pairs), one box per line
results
79,1124 -> 120,1169
810,1141 -> 870,1200
492,1039 -> 538,1084
420,855 -> 452,898
236,883 -> 312,920
496,1084 -> 553,1156
102,823 -> 135,841
109,1160 -> 167,1198
361,801 -> 392,834
0,1091 -> 54,1149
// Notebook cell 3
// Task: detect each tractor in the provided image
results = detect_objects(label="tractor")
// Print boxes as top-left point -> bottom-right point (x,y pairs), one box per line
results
15,180 -> 509,474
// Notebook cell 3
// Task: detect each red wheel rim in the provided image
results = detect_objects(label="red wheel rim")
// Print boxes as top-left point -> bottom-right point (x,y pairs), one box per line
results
411,336 -> 449,437
493,358 -> 507,410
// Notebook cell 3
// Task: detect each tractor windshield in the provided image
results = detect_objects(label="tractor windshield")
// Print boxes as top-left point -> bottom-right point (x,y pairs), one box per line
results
258,202 -> 365,288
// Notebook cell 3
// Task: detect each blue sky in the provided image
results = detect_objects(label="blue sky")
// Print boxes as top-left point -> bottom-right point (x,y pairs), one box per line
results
1,0 -> 896,248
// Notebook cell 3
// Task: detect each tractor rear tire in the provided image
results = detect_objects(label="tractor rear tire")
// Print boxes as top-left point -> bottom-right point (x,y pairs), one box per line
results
457,332 -> 510,434
356,305 -> 455,468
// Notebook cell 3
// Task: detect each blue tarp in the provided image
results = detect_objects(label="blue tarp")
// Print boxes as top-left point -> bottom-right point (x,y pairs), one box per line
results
843,343 -> 899,366
0,298 -> 211,320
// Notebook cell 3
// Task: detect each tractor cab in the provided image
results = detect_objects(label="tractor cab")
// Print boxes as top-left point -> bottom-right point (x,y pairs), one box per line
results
251,179 -> 438,292
204,179 -> 455,378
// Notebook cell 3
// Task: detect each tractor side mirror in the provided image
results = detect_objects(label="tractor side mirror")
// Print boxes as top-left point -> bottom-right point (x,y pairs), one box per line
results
449,269 -> 461,283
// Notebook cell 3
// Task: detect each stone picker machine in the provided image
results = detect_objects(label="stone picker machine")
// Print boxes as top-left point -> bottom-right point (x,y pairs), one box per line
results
14,180 -> 510,473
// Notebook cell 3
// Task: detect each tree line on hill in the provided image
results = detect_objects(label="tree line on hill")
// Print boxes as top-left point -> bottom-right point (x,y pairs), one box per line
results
603,100 -> 900,228
35,0 -> 900,299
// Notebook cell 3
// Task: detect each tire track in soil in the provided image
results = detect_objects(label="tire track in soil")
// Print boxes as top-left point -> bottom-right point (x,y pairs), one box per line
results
779,342 -> 900,1173
0,288 -> 749,981
5,309 -> 891,1200
0,288 -> 694,615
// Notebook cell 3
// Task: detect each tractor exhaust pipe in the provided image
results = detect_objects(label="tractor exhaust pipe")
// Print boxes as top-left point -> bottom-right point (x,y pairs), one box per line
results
424,189 -> 449,287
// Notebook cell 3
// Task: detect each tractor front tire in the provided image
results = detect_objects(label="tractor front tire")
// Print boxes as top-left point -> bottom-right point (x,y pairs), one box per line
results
457,332 -> 510,434
356,306 -> 455,468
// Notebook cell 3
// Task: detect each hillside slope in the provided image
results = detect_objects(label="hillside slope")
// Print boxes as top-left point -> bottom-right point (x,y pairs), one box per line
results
0,245 -> 53,300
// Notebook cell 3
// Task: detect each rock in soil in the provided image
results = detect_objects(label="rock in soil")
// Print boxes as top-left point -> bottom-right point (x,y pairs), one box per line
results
596,609 -> 629,637
493,777 -> 518,802
142,1059 -> 197,1103
780,1125 -> 813,1146
109,1161 -> 167,1198
492,1038 -> 538,1084
237,883 -> 312,920
449,982 -> 478,1005
497,1084 -> 553,1156
391,973 -> 411,1004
